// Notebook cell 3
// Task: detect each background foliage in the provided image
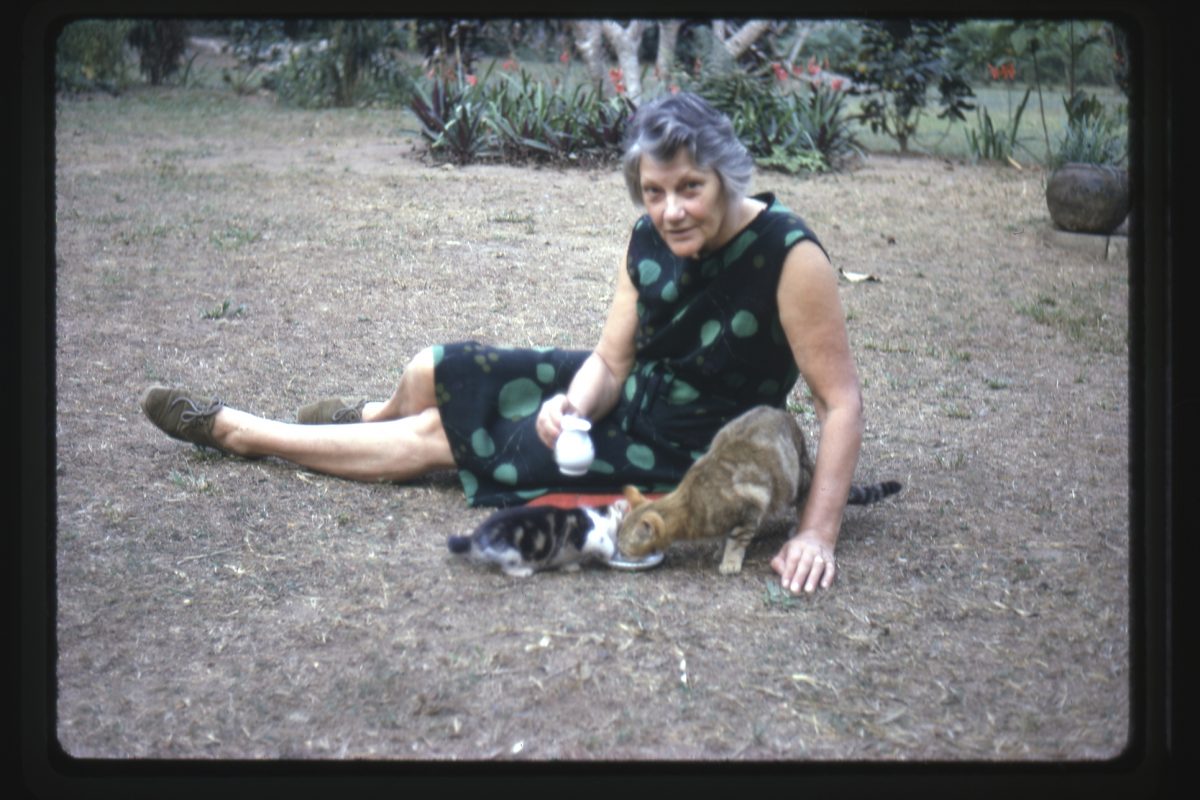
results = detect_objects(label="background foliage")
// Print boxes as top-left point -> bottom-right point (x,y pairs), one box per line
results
55,17 -> 1128,170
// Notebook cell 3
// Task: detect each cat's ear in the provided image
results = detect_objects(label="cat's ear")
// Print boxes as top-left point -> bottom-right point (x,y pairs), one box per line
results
611,498 -> 630,514
623,486 -> 648,507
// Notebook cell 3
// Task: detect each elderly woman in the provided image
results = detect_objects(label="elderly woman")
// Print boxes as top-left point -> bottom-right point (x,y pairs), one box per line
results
141,92 -> 864,595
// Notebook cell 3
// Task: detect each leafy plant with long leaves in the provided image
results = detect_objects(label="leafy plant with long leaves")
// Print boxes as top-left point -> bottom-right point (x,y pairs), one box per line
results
410,72 -> 496,165
572,87 -> 636,159
1052,91 -> 1126,168
485,72 -> 561,161
965,86 -> 1032,163
694,67 -> 856,174
794,79 -> 862,169
412,67 -> 634,167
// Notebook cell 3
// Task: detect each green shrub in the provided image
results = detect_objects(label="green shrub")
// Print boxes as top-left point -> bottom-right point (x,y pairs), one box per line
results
56,19 -> 135,93
266,21 -> 418,108
853,20 -> 975,153
692,67 -> 858,174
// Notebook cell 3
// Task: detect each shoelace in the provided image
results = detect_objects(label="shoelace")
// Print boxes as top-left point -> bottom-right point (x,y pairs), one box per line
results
331,400 -> 365,423
169,394 -> 224,426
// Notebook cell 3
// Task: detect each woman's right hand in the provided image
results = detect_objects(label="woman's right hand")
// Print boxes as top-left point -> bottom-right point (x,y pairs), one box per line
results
536,394 -> 576,449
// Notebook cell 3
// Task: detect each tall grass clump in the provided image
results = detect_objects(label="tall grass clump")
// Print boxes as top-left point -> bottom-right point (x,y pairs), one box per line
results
964,86 -> 1032,163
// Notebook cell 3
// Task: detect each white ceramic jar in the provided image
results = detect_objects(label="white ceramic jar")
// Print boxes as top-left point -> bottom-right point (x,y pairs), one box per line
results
554,415 -> 595,476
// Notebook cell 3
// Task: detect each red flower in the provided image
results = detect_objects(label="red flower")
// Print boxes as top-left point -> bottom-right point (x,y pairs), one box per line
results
669,84 -> 680,94
830,78 -> 844,91
807,56 -> 819,76
988,62 -> 1017,81
608,67 -> 626,93
771,62 -> 787,82
502,59 -> 518,72
465,74 -> 477,87
560,50 -> 570,65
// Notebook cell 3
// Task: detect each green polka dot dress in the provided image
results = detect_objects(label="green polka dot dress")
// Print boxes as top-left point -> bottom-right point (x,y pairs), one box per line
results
434,193 -> 826,506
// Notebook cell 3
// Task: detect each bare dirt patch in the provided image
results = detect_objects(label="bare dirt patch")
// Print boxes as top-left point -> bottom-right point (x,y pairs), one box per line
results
53,86 -> 1129,762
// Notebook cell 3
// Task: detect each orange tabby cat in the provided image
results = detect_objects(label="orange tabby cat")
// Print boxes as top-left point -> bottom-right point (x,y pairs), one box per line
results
618,406 -> 900,574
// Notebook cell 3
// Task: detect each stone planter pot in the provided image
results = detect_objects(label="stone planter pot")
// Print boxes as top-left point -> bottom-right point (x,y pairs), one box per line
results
1045,162 -> 1130,234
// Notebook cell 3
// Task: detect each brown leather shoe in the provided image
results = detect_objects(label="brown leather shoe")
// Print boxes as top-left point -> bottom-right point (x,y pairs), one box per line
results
140,385 -> 227,451
297,398 -> 367,424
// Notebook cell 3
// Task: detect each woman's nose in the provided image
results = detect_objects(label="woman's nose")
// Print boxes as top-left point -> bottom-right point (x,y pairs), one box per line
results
664,195 -> 685,220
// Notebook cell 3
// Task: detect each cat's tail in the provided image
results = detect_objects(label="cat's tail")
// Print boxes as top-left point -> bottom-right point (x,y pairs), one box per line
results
447,534 -> 472,554
847,480 -> 903,505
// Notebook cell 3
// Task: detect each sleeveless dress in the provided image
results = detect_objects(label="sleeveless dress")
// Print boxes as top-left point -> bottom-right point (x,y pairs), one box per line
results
432,193 -> 827,507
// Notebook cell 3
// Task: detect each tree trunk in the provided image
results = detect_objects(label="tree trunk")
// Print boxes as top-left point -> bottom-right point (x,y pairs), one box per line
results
715,19 -> 770,60
571,20 -> 608,88
786,22 -> 813,65
601,20 -> 645,101
655,20 -> 682,85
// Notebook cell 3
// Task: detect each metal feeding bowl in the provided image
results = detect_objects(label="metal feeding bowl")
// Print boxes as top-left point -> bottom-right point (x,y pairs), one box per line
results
604,550 -> 665,571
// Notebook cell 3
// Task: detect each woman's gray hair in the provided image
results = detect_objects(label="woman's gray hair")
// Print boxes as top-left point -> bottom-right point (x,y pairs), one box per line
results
621,92 -> 754,207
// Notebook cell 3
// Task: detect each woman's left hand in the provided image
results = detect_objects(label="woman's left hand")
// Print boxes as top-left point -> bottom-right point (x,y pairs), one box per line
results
770,530 -> 837,594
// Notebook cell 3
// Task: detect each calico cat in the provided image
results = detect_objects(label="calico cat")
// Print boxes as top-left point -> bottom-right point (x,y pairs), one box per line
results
618,406 -> 901,574
447,501 -> 627,577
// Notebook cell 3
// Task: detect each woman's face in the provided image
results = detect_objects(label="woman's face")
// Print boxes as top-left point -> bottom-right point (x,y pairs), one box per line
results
639,151 -> 730,259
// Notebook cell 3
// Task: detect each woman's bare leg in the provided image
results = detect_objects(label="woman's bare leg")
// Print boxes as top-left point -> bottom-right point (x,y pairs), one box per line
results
211,406 -> 454,483
144,347 -> 453,482
216,347 -> 450,482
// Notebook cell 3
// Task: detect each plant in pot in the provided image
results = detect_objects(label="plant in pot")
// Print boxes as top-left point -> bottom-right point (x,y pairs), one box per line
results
1044,91 -> 1129,235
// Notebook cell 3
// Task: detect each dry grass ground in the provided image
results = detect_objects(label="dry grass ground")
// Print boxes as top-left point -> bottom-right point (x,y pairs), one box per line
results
52,84 -> 1129,764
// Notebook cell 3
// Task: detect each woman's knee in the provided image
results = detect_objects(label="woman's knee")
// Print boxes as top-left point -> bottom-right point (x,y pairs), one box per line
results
409,345 -> 438,373
409,407 -> 454,468
387,346 -> 438,414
